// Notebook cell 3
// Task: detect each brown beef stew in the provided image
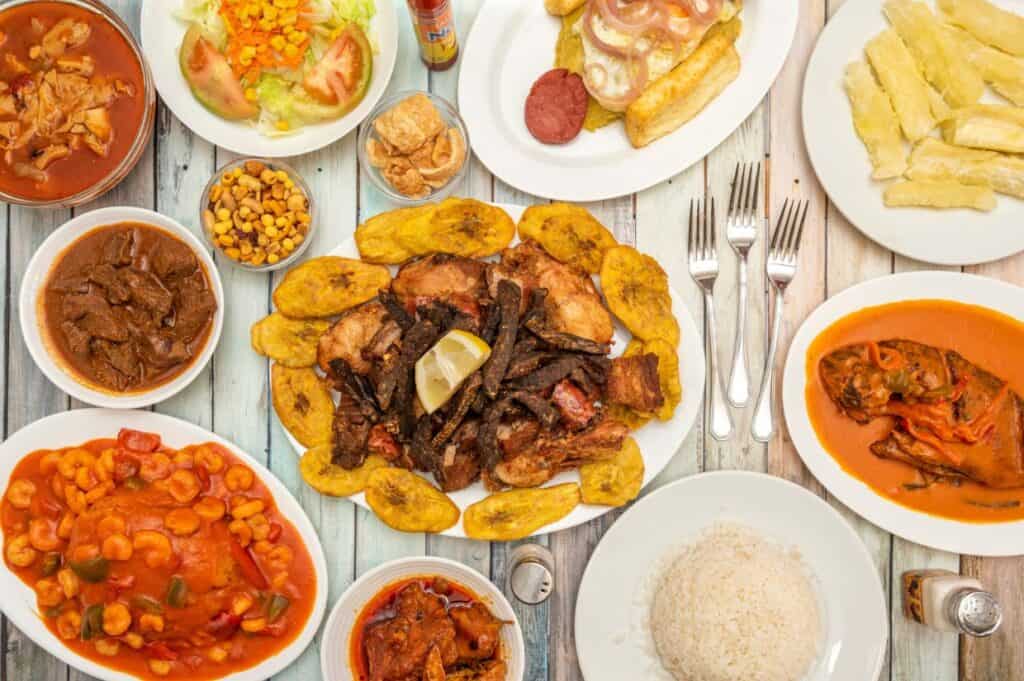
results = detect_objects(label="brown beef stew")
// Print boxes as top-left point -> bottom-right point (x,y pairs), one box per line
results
42,222 -> 217,392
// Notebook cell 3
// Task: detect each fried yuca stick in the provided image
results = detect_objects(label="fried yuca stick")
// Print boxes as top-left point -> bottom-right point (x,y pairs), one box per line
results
942,25 -> 1024,107
883,179 -> 996,211
844,61 -> 907,179
907,138 -> 1024,198
865,30 -> 935,141
883,0 -> 984,109
937,0 -> 1024,57
942,104 -> 1024,154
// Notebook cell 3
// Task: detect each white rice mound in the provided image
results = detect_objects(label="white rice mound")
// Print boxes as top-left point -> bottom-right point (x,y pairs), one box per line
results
650,523 -> 821,681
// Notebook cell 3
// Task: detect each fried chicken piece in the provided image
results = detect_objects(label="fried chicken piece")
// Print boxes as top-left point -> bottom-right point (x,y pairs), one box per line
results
393,253 -> 488,314
606,353 -> 665,413
492,417 -> 629,487
317,302 -> 387,375
489,241 -> 613,344
451,602 -> 503,663
363,583 -> 458,681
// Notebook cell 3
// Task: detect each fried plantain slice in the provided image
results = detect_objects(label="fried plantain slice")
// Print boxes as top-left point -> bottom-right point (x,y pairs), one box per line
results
396,198 -> 515,258
300,446 -> 389,497
365,468 -> 461,533
251,312 -> 330,368
463,483 -> 581,540
355,206 -> 432,264
579,437 -> 645,507
273,256 -> 391,318
600,246 -> 680,347
271,364 -> 334,447
643,338 -> 682,421
517,203 -> 618,274
605,403 -> 652,431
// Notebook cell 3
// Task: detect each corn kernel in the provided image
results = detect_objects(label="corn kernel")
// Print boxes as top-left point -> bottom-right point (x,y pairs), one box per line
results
218,234 -> 235,247
260,214 -> 274,228
283,179 -> 294,189
263,5 -> 278,19
275,216 -> 288,227
270,35 -> 286,51
238,205 -> 251,218
267,253 -> 280,265
215,208 -> 230,221
241,221 -> 255,233
233,167 -> 244,177
214,221 -> 231,235
257,234 -> 269,246
244,88 -> 258,102
287,30 -> 306,44
265,226 -> 279,238
225,247 -> 241,260
282,238 -> 295,252
283,44 -> 298,58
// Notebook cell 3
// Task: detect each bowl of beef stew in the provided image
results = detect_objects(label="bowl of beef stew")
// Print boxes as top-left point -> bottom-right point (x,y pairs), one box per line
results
19,206 -> 224,408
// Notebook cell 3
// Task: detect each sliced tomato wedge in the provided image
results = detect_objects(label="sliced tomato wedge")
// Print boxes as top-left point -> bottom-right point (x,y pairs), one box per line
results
302,23 -> 372,110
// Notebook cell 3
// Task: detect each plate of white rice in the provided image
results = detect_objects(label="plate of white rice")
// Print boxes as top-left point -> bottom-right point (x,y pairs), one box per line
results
574,471 -> 887,681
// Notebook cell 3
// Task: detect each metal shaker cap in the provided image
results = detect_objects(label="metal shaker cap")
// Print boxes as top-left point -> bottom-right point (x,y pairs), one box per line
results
508,544 -> 554,605
951,589 -> 1002,637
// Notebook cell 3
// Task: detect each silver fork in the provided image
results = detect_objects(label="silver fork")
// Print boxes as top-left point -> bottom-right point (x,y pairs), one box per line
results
725,162 -> 761,407
688,197 -> 733,441
751,199 -> 810,443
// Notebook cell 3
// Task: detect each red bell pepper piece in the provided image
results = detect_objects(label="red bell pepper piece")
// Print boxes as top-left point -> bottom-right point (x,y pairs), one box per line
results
144,642 -> 179,661
207,610 -> 242,640
267,523 -> 283,542
229,538 -> 268,589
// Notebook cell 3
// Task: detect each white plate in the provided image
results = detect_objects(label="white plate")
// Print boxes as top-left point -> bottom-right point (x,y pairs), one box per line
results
279,202 -> 706,538
782,271 -> 1024,556
802,0 -> 1024,266
457,0 -> 798,201
575,471 -> 887,681
321,556 -> 525,681
140,2 -> 398,157
0,408 -> 329,681
20,206 -> 224,410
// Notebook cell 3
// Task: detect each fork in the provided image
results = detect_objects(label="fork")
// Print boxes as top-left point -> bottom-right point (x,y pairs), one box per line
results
725,162 -> 761,408
688,197 -> 733,441
751,199 -> 810,443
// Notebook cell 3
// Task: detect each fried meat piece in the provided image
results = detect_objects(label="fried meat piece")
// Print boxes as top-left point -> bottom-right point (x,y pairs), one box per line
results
451,602 -> 503,663
317,301 -> 388,375
606,353 -> 665,413
551,379 -> 598,430
393,253 -> 488,320
363,583 -> 458,681
481,280 -> 522,398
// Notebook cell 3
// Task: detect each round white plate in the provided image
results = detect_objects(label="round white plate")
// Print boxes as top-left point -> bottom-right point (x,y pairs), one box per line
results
0,409 -> 329,681
458,0 -> 798,201
802,0 -> 1024,266
575,471 -> 888,681
141,2 -> 398,157
782,271 -> 1024,556
20,206 -> 224,410
279,202 -> 706,538
321,556 -> 525,681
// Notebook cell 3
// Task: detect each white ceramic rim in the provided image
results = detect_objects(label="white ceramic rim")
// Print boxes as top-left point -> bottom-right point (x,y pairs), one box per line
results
574,470 -> 888,681
320,556 -> 525,681
140,0 -> 398,157
801,0 -> 1024,266
0,408 -> 329,681
782,270 -> 1024,556
19,206 -> 225,409
277,202 -> 706,538
457,0 -> 799,201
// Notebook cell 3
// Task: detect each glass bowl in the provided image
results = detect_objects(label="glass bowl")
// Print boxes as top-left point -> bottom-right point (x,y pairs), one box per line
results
199,158 -> 317,272
357,90 -> 470,206
0,0 -> 156,207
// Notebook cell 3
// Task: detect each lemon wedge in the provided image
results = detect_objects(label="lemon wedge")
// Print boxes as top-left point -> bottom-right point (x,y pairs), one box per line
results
415,330 -> 491,414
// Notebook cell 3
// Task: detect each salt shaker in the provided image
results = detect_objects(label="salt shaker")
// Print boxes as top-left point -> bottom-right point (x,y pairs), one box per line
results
902,569 -> 1003,637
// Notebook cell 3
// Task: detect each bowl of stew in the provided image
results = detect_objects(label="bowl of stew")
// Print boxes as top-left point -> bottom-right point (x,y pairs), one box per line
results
322,556 -> 525,681
0,409 -> 329,681
19,206 -> 224,409
0,0 -> 156,206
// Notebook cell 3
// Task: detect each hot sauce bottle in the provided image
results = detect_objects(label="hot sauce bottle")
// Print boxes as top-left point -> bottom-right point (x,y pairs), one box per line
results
406,0 -> 459,71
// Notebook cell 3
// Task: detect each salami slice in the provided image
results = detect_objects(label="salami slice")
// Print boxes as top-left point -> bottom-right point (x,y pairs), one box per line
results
524,68 -> 588,145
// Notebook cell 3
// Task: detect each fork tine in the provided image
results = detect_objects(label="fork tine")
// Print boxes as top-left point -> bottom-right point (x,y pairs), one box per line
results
789,200 -> 810,259
770,198 -> 789,252
728,163 -> 741,216
688,199 -> 695,256
782,201 -> 798,257
740,163 -> 754,217
710,197 -> 717,254
749,162 -> 761,220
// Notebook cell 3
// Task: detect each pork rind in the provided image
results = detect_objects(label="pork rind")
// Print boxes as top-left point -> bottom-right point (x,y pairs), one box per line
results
272,256 -> 391,318
463,483 -> 581,540
601,246 -> 680,347
300,446 -> 388,497
579,437 -> 644,507
517,203 -> 618,274
374,93 -> 446,154
396,198 -> 516,258
270,364 -> 334,447
365,468 -> 460,533
250,312 -> 329,368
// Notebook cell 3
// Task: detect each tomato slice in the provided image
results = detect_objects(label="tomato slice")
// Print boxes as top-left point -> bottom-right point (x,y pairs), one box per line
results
302,23 -> 372,109
117,428 -> 161,453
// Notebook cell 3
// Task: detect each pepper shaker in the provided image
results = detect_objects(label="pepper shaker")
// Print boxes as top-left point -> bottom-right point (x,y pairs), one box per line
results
903,569 -> 1002,637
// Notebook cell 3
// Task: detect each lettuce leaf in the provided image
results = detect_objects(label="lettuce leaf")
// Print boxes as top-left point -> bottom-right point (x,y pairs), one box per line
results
175,0 -> 227,49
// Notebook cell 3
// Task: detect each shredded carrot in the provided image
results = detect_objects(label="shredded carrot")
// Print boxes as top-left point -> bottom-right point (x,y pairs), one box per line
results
217,0 -> 313,85
867,341 -> 904,371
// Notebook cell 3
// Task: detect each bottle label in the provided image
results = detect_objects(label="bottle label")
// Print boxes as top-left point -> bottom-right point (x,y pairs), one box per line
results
409,1 -> 458,65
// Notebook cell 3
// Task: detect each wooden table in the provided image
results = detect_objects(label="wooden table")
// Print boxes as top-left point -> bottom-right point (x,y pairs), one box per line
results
3,0 -> 1022,680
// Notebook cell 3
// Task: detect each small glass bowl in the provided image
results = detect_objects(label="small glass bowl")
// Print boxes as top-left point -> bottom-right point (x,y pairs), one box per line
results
199,158 -> 317,272
357,90 -> 470,206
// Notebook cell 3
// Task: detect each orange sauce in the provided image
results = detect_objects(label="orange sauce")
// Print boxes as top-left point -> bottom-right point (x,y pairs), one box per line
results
806,299 -> 1024,523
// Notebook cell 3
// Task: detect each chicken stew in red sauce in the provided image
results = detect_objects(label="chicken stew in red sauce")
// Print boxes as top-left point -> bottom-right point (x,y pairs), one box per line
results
42,223 -> 217,393
0,1 -> 147,201
351,577 -> 508,681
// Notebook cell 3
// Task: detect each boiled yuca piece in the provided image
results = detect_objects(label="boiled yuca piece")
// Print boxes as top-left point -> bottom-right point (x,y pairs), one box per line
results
844,61 -> 907,179
941,104 -> 1024,154
943,26 -> 1024,107
625,18 -> 742,149
883,0 -> 984,109
883,179 -> 997,211
865,30 -> 935,141
908,137 -> 1024,198
937,0 -> 1024,57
